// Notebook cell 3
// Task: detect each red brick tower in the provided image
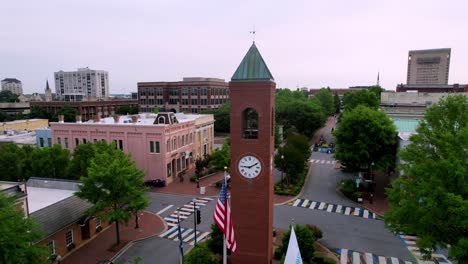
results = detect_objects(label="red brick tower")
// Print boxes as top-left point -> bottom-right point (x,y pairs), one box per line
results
230,42 -> 275,264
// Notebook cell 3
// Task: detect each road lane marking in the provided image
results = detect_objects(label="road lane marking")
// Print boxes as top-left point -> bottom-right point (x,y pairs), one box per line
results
353,251 -> 360,264
365,253 -> 373,264
301,199 -> 309,207
354,208 -> 360,216
309,201 -> 317,209
318,202 -> 326,210
336,205 -> 342,213
293,199 -> 301,207
345,207 -> 351,215
340,249 -> 348,264
378,256 -> 387,264
157,205 -> 174,215
326,204 -> 333,212
363,210 -> 369,218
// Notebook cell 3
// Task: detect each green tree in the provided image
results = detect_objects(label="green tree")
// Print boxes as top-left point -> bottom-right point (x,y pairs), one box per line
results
385,95 -> 468,262
314,88 -> 334,115
333,93 -> 341,114
207,224 -> 224,255
342,90 -> 379,111
369,85 -> 384,103
29,106 -> 51,120
75,145 -> 148,245
203,103 -> 230,133
334,105 -> 397,172
68,142 -> 110,179
184,243 -> 217,264
0,193 -> 49,264
116,105 -> 139,115
276,225 -> 317,264
208,142 -> 230,171
0,111 -> 8,122
29,145 -> 70,179
0,90 -> 19,103
56,106 -> 79,122
0,144 -> 25,181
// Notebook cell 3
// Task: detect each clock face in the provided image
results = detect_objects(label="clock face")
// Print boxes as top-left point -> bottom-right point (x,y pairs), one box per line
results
238,155 -> 262,179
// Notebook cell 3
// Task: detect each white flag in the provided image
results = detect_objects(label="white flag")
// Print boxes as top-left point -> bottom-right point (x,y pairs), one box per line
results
284,226 -> 303,264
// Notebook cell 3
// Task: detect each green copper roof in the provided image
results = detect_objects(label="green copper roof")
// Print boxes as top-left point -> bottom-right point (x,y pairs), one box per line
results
231,42 -> 274,81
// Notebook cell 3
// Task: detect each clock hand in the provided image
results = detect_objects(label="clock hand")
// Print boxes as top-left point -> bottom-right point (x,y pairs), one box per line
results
240,165 -> 250,168
248,163 -> 258,169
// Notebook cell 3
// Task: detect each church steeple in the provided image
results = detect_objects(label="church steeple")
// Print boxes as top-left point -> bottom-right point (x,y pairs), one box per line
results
377,72 -> 380,86
231,42 -> 274,81
45,79 -> 52,102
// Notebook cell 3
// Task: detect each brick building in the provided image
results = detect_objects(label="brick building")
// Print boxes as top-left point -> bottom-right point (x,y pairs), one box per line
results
30,99 -> 138,122
50,112 -> 214,184
137,77 -> 229,113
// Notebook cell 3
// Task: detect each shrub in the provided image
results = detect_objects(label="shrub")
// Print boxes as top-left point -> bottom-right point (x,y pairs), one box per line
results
184,243 -> 216,264
313,252 -> 336,264
339,178 -> 355,195
352,191 -> 362,201
306,224 -> 323,239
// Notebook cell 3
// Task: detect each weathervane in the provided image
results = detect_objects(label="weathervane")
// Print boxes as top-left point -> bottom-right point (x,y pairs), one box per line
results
249,26 -> 256,43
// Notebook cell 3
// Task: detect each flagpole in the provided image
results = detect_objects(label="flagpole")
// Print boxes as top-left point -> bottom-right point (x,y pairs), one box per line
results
223,166 -> 228,264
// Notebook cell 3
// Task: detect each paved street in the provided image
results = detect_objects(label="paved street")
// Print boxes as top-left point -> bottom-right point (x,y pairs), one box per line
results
116,117 -> 417,263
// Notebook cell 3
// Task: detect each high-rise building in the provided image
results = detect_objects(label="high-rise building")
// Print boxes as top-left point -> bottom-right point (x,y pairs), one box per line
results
54,67 -> 109,101
1,78 -> 23,95
407,48 -> 451,85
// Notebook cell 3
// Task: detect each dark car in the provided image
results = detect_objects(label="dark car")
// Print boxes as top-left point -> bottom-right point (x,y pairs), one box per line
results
144,179 -> 166,188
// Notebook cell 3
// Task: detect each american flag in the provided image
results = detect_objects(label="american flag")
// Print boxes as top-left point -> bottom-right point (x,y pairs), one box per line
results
213,180 -> 237,253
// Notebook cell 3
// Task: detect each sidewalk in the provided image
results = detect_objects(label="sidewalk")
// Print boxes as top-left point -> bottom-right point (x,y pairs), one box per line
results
360,171 -> 390,216
62,211 -> 165,264
152,170 -> 295,204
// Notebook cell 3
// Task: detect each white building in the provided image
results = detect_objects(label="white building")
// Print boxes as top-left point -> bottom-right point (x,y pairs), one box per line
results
54,67 -> 109,101
1,78 -> 23,95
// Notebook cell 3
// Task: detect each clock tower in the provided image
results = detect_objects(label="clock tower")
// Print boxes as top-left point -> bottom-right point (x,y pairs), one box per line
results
230,42 -> 275,264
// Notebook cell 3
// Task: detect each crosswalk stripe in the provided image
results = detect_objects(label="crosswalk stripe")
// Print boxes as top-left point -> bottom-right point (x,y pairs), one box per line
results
332,161 -> 337,164
159,226 -> 177,237
301,199 -> 309,207
180,207 -> 195,212
164,217 -> 178,223
174,229 -> 191,241
372,212 -> 376,219
315,160 -> 320,163
340,249 -> 348,264
405,240 -> 416,245
345,207 -> 351,215
318,202 -> 326,210
326,160 -> 331,164
309,201 -> 317,209
327,204 -> 334,212
168,228 -> 183,239
390,257 -> 399,264
353,251 -> 360,264
167,222 -> 177,227
293,199 -> 301,207
354,208 -> 360,216
310,159 -> 316,163
404,262 -> 412,264
183,231 -> 199,242
336,205 -> 342,213
364,210 -> 369,218
365,253 -> 373,264
321,160 -> 326,164
400,235 -> 417,240
378,256 -> 387,264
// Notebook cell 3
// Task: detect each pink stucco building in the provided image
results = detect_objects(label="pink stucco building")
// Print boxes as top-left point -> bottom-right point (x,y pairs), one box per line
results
50,112 -> 214,184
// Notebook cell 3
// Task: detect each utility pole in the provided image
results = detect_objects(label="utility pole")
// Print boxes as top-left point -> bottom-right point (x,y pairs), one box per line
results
193,198 -> 197,245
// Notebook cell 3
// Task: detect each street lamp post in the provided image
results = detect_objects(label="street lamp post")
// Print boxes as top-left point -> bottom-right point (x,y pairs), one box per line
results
281,155 -> 285,186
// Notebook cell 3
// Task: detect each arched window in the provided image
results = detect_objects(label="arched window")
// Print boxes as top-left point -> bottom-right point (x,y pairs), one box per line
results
242,108 -> 258,139
158,116 -> 165,124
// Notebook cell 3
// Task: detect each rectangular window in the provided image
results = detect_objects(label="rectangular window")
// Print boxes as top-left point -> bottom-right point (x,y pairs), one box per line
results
167,163 -> 172,177
177,158 -> 181,172
65,229 -> 73,246
65,138 -> 69,149
119,140 -> 123,150
95,217 -> 101,229
47,240 -> 55,255
47,138 -> 52,147
40,138 -> 44,148
191,99 -> 198,105
57,137 -> 62,146
150,141 -> 154,153
156,141 -> 160,153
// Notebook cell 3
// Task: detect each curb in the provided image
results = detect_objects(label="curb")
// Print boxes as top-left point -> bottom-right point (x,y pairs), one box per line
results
274,163 -> 313,206
111,211 -> 168,261
316,241 -> 341,263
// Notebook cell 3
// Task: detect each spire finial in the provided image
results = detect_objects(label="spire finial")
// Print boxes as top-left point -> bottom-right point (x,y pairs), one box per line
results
249,26 -> 256,43
377,71 -> 380,86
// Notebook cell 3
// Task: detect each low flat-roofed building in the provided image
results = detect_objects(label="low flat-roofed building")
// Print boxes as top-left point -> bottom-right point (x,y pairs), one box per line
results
0,118 -> 49,131
50,112 -> 214,184
0,181 -> 28,215
396,83 -> 468,93
27,177 -> 106,261
0,130 -> 38,146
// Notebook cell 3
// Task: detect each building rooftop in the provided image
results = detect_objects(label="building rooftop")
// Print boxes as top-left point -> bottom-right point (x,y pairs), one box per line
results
52,112 -> 208,126
0,130 -> 37,145
30,195 -> 92,240
27,177 -> 81,213
231,42 -> 274,81
1,78 -> 21,83
409,48 -> 451,54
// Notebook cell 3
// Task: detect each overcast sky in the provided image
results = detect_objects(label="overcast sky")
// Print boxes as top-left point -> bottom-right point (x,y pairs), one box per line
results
1,0 -> 467,94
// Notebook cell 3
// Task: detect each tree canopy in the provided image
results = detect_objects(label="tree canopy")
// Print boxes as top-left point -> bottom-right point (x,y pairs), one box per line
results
75,145 -> 148,244
116,105 -> 139,115
314,88 -> 334,115
202,102 -> 230,133
333,105 -> 397,172
385,95 -> 468,262
276,89 -> 326,137
333,93 -> 341,114
0,193 -> 48,264
342,90 -> 379,111
55,106 -> 79,122
0,90 -> 19,103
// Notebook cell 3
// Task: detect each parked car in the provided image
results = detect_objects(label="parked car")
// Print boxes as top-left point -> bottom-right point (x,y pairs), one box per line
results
144,179 -> 166,188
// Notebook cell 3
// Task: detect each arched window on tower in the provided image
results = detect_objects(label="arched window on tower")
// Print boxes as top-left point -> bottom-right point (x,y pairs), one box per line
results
242,108 -> 258,139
